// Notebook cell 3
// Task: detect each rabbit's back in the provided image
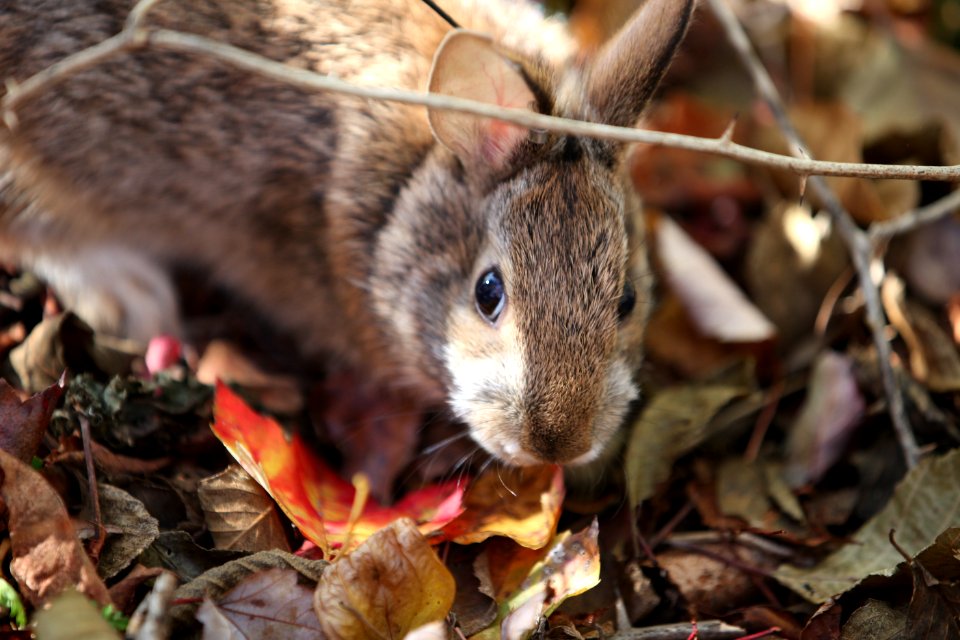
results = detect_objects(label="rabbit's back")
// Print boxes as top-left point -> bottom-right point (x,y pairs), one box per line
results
0,0 -> 463,348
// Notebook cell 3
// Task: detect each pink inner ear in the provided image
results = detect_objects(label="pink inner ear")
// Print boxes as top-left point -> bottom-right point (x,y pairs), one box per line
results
480,119 -> 529,165
428,30 -> 538,169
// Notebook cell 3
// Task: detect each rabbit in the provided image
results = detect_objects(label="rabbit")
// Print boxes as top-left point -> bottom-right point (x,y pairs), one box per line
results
0,0 -> 694,466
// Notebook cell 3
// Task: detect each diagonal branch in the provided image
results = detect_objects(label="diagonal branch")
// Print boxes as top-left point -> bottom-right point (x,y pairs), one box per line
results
706,0 -> 921,469
869,187 -> 960,241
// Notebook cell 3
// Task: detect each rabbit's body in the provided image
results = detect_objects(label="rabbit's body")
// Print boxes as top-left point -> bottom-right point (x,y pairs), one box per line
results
0,0 -> 693,465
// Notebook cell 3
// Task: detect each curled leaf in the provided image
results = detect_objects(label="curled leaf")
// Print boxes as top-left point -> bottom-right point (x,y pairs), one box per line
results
314,518 -> 455,640
0,448 -> 110,607
495,519 -> 602,640
441,465 -> 564,549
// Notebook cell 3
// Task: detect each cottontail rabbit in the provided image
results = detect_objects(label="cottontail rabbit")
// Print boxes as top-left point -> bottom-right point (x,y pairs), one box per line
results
0,0 -> 693,465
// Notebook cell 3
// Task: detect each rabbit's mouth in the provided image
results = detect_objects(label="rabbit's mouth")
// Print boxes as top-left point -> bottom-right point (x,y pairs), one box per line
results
443,319 -> 637,466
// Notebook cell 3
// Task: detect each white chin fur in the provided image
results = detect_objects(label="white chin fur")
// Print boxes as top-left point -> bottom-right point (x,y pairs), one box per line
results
446,331 -> 638,465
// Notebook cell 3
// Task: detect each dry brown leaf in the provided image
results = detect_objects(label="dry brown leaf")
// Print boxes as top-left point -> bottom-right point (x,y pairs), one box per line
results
716,458 -> 806,536
107,565 -> 165,614
8,313 -> 135,392
448,551 -> 497,636
626,379 -> 752,508
196,568 -> 324,640
198,465 -> 291,553
840,599 -> 905,639
89,484 -> 160,580
314,518 -> 455,640
0,377 -> 62,462
659,542 -> 773,615
0,448 -> 110,607
196,339 -> 303,414
644,293 -> 757,377
784,351 -> 866,487
474,538 -> 550,605
654,215 -> 776,344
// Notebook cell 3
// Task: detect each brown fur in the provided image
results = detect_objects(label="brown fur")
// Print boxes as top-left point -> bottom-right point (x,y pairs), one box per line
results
0,0 -> 693,465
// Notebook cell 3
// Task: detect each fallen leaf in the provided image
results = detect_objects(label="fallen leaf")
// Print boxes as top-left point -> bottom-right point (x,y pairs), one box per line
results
626,381 -> 751,507
198,464 -> 291,553
775,447 -> 960,602
448,551 -> 498,636
441,465 -> 564,549
211,382 -> 464,554
840,599 -> 905,639
0,376 -> 63,462
33,589 -> 121,640
8,313 -> 135,392
800,599 -> 842,640
0,448 -> 110,607
716,458 -> 805,535
314,518 -> 455,640
196,568 -> 324,640
88,483 -> 160,580
484,520 -> 602,640
644,292 -> 760,378
658,541 -> 774,616
949,294 -> 960,344
618,560 -> 661,624
197,340 -> 303,414
140,531 -> 246,582
904,558 -> 960,640
784,351 -> 866,487
107,565 -> 165,614
655,215 -> 776,344
172,549 -> 328,629
474,538 -> 552,605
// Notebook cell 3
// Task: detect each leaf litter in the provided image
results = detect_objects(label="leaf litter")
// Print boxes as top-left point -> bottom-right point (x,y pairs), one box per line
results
0,1 -> 958,639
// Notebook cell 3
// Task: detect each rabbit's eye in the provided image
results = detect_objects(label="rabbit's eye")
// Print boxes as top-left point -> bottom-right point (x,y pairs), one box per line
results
475,268 -> 506,323
617,280 -> 636,321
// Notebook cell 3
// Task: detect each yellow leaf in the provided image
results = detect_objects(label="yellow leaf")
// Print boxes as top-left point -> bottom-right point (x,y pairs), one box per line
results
314,518 -> 455,639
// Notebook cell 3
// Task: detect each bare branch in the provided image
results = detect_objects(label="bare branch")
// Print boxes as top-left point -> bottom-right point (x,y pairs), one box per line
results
1,15 -> 959,183
707,0 -> 921,469
870,187 -> 960,241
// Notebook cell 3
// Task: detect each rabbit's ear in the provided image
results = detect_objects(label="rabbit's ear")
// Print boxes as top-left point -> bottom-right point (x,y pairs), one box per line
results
428,30 -> 536,170
583,0 -> 694,128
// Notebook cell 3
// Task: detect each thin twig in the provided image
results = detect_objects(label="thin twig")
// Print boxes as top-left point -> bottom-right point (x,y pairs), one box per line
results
869,186 -> 960,241
706,0 -> 921,469
2,19 -> 960,183
611,620 -> 745,640
78,415 -> 106,561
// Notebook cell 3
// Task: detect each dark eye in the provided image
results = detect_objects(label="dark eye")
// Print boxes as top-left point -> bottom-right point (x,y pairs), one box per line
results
617,279 -> 636,321
475,268 -> 506,323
